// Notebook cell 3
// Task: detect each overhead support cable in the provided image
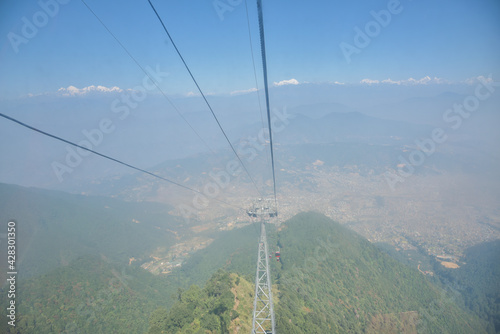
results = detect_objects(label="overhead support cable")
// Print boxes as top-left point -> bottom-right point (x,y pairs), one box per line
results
256,0 -> 278,209
80,0 -> 215,155
147,0 -> 263,198
0,112 -> 244,212
244,0 -> 272,179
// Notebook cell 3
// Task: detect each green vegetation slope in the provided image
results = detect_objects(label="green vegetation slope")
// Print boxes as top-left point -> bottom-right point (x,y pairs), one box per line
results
433,240 -> 500,333
0,183 -> 186,278
1,256 -> 180,334
274,212 -> 488,333
144,212 -> 489,333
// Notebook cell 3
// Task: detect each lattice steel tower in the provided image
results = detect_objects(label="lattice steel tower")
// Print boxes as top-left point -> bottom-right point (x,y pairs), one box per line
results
249,199 -> 276,334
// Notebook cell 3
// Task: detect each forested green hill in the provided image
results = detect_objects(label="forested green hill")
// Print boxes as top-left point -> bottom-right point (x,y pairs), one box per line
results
433,240 -> 500,333
1,256 -> 180,334
0,222 -> 261,334
146,212 -> 489,333
146,270 -> 253,334
0,183 -> 186,278
274,212 -> 488,333
0,181 -> 262,334
0,182 -> 491,334
2,208 -> 490,333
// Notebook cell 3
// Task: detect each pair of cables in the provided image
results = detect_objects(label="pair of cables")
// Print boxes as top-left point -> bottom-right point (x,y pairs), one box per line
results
1,0 -> 278,213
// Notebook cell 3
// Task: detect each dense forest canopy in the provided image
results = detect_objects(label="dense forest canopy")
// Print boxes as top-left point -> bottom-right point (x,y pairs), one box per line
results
0,189 -> 496,333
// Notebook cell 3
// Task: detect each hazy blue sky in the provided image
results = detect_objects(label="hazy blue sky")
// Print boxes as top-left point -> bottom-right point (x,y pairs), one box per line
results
1,0 -> 499,99
0,0 -> 499,190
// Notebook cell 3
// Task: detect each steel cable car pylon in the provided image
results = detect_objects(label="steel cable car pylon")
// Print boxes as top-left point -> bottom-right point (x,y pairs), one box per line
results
251,0 -> 277,332
249,199 -> 276,334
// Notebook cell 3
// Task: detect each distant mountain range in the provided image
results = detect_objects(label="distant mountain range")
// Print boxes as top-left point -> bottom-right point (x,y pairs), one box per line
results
2,81 -> 498,192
